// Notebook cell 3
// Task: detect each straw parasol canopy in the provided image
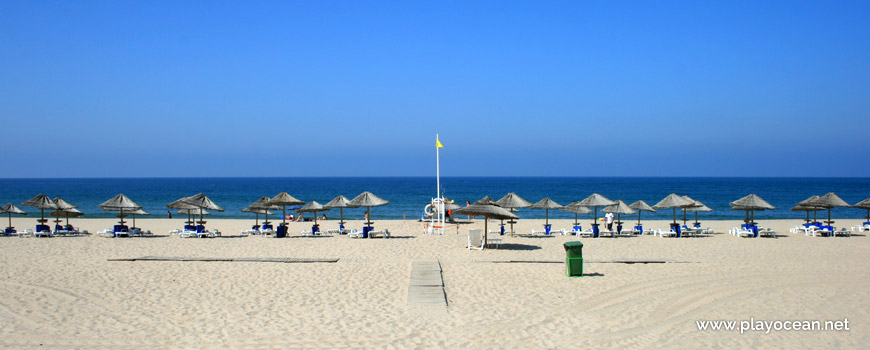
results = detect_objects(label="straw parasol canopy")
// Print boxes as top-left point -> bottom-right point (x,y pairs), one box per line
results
0,203 -> 26,230
795,195 -> 823,223
603,200 -> 635,231
21,194 -> 59,224
298,201 -> 331,226
684,199 -> 712,226
453,204 -> 519,249
249,196 -> 279,225
349,191 -> 389,227
629,200 -> 656,226
167,195 -> 200,224
99,194 -> 143,225
791,204 -> 819,224
444,202 -> 462,210
653,193 -> 694,225
809,192 -> 850,225
852,198 -> 870,221
529,198 -> 563,226
496,193 -> 531,235
180,193 -> 224,225
123,208 -> 150,228
560,201 -> 592,226
269,192 -> 305,225
324,195 -> 356,226
577,193 -> 616,227
729,194 -> 775,226
49,208 -> 83,226
475,196 -> 498,205
177,208 -> 210,216
242,205 -> 274,227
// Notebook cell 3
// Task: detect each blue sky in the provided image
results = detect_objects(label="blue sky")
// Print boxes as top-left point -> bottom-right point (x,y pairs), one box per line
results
1,1 -> 868,177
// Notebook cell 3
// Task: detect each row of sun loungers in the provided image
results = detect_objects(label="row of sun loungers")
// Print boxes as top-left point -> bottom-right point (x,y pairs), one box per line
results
11,227 -> 90,237
788,225 -> 853,237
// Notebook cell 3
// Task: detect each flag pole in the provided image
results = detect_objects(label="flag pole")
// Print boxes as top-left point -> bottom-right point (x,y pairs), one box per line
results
436,134 -> 442,233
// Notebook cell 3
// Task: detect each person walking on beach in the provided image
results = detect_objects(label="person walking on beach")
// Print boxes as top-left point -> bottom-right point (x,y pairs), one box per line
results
167,211 -> 172,219
605,212 -> 614,231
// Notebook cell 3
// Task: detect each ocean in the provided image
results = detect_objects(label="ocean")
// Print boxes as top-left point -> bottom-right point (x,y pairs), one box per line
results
0,177 -> 868,222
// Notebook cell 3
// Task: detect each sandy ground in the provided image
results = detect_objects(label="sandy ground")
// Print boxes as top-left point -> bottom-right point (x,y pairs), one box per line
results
0,217 -> 868,349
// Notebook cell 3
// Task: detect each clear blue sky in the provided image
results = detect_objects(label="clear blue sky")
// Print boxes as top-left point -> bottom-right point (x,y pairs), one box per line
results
1,1 -> 868,177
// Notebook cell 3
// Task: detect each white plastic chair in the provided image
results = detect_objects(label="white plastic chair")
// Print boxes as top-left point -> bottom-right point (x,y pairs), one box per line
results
467,229 -> 484,250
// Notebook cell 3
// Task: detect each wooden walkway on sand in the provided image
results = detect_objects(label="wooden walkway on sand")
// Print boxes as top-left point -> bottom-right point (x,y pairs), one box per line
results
408,259 -> 447,307
108,256 -> 339,263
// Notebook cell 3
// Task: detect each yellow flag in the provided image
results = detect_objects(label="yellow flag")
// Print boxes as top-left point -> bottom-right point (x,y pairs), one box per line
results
436,139 -> 444,148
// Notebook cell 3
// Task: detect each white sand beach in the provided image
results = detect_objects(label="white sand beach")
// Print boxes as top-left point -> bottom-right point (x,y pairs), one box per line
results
1,218 -> 868,349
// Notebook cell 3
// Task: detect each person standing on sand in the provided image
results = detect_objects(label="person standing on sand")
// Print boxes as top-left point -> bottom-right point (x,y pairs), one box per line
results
605,212 -> 614,231
167,211 -> 172,219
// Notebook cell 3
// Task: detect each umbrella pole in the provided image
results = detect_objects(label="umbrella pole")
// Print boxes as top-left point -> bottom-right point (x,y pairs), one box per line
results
637,211 -> 641,226
827,208 -> 832,225
575,213 -> 578,226
256,213 -> 259,226
484,218 -> 488,249
672,208 -> 676,225
340,208 -> 344,225
283,205 -> 287,225
805,211 -> 809,223
8,212 -> 11,228
133,214 -> 136,228
682,208 -> 687,225
545,208 -> 549,226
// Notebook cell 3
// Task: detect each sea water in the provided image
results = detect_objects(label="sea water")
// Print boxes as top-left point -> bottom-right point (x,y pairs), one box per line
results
0,177 -> 867,221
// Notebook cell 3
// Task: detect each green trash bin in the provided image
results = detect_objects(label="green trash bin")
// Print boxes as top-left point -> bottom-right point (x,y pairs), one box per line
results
563,241 -> 583,277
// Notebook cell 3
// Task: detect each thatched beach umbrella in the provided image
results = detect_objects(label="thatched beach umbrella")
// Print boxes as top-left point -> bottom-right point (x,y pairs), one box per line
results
269,192 -> 305,226
0,203 -> 26,231
324,195 -> 355,226
124,208 -> 150,228
49,208 -> 83,227
796,195 -> 823,223
166,195 -> 200,224
349,191 -> 389,227
852,198 -> 870,222
629,200 -> 656,227
603,200 -> 635,230
679,196 -> 699,225
496,193 -> 531,235
809,192 -> 849,226
50,197 -> 77,225
242,205 -> 273,227
475,196 -> 498,205
21,194 -> 59,227
529,197 -> 563,227
560,201 -> 592,226
99,194 -> 143,226
653,193 -> 694,226
298,201 -> 330,227
180,193 -> 224,227
685,201 -> 712,226
729,194 -> 775,226
453,204 -> 519,249
177,208 -> 210,216
577,193 -> 616,230
791,204 -> 818,224
249,196 -> 279,225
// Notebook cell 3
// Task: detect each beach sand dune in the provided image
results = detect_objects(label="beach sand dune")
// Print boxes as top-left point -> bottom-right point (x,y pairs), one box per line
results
0,218 -> 867,348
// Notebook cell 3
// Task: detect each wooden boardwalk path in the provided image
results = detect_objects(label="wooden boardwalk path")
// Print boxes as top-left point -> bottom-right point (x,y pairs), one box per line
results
408,259 -> 447,307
